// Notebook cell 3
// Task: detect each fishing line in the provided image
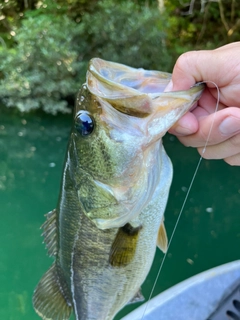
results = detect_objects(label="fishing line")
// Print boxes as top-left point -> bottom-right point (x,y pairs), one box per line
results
140,81 -> 220,319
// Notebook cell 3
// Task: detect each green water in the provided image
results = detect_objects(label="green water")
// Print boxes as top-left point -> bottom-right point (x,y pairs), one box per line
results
1,109 -> 239,320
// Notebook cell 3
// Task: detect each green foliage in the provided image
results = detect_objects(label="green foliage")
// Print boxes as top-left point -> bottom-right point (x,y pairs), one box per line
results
0,13 -> 82,114
1,0 -> 240,114
0,0 -> 171,114
164,0 -> 240,58
0,0 -> 38,47
73,0 -> 171,82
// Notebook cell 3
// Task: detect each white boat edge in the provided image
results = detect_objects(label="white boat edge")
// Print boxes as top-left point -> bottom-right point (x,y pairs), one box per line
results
121,260 -> 240,320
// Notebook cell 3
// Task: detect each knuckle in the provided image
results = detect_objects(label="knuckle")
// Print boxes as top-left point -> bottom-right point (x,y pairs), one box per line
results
229,133 -> 240,148
224,157 -> 238,166
197,147 -> 210,159
175,51 -> 197,73
177,136 -> 192,147
176,52 -> 191,66
224,154 -> 240,166
198,126 -> 211,145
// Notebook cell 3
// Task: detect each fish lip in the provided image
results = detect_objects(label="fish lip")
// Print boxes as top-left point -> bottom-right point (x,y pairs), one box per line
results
87,58 -> 204,112
155,83 -> 205,98
88,58 -> 204,95
87,57 -> 172,93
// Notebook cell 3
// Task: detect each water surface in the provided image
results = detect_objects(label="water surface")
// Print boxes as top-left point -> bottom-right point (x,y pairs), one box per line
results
0,109 -> 239,319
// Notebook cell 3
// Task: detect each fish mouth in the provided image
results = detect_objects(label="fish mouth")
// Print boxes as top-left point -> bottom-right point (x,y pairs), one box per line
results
87,58 -> 204,120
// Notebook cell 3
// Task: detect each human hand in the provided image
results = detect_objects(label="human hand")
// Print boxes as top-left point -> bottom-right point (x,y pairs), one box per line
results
167,42 -> 240,166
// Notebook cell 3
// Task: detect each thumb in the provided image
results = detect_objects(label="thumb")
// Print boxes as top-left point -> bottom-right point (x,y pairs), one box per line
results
169,48 -> 235,91
171,51 -> 213,91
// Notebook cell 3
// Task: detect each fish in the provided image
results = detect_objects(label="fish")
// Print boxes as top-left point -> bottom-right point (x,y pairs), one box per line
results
33,58 -> 204,320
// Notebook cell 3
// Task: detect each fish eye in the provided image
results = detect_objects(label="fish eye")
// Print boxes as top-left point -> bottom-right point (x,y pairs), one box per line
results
75,111 -> 94,136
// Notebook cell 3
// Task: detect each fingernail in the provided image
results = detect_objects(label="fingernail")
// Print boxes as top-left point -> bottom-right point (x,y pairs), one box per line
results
219,116 -> 240,135
164,80 -> 173,92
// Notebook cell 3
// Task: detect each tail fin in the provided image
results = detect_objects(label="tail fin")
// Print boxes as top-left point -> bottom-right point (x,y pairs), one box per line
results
33,263 -> 72,320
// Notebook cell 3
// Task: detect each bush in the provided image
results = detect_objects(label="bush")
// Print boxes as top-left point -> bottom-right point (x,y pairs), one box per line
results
0,13 -> 82,114
0,0 -> 171,114
74,0 -> 171,80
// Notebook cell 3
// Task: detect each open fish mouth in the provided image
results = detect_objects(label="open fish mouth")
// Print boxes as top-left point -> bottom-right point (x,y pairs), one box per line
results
87,58 -> 204,120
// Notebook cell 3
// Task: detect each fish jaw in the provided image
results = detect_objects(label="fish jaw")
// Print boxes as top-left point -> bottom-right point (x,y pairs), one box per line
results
146,84 -> 204,141
87,58 -> 204,140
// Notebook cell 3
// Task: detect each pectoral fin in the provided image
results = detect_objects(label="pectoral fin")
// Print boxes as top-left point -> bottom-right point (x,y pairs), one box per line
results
33,263 -> 72,320
109,223 -> 142,267
157,221 -> 168,253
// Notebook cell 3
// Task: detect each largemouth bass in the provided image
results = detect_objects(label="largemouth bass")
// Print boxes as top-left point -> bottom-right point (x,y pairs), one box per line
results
33,58 -> 204,320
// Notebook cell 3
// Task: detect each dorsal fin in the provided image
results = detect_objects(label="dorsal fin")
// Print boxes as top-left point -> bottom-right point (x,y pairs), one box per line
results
33,263 -> 72,320
157,221 -> 168,253
109,223 -> 142,267
41,209 -> 57,257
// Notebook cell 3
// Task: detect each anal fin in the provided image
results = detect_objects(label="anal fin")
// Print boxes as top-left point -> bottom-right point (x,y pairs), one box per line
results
157,221 -> 168,253
109,223 -> 142,267
128,288 -> 145,305
33,263 -> 72,320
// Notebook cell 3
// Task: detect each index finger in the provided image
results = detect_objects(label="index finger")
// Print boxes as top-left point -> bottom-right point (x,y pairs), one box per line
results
177,107 -> 240,148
